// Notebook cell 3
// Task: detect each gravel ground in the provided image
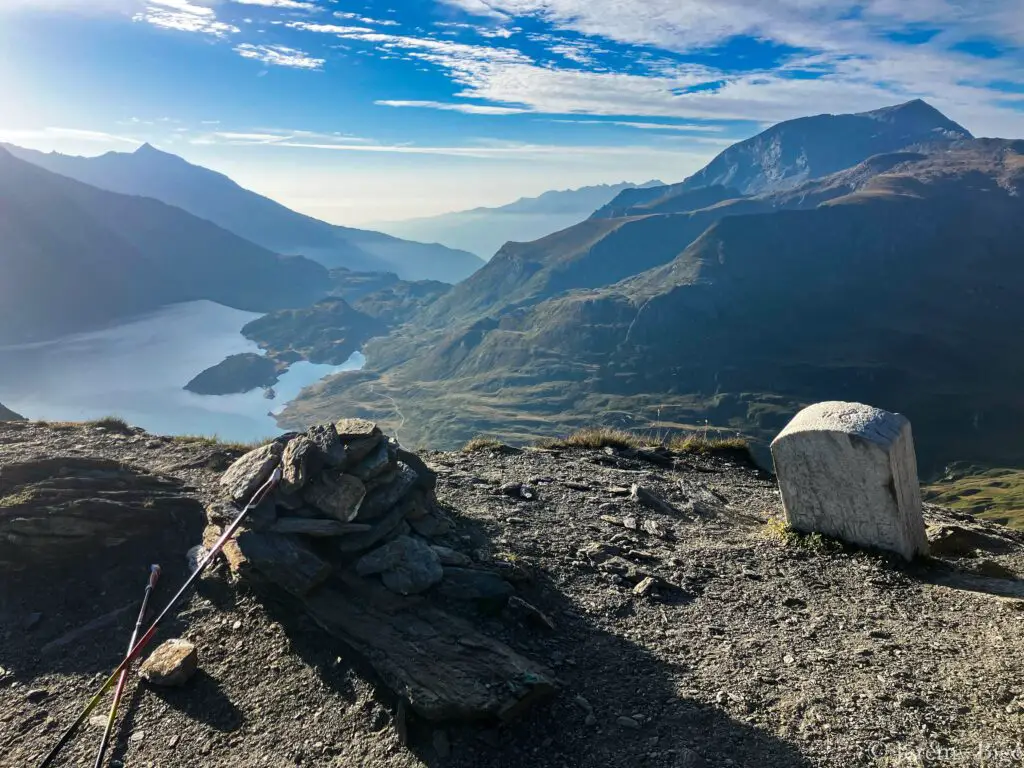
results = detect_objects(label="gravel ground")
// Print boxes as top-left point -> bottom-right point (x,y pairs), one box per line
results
2,422 -> 1023,768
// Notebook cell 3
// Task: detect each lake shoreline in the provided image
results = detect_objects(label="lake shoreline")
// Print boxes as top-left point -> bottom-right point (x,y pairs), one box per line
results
0,301 -> 366,443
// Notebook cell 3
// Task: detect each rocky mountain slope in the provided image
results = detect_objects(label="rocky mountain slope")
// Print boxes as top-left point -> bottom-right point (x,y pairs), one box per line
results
593,99 -> 971,217
2,421 -> 1023,767
0,402 -> 24,421
4,143 -> 484,284
374,181 -> 663,259
0,148 -> 327,344
282,138 -> 1024,473
412,101 -> 967,334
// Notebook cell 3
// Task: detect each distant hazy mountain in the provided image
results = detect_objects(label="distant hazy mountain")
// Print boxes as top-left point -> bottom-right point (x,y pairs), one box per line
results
593,99 -> 971,218
3,143 -> 484,284
0,147 -> 327,344
0,403 -> 24,421
372,181 -> 663,259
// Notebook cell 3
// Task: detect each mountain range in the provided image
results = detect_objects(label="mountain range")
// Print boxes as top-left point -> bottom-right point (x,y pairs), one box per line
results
3,143 -> 483,284
371,181 -> 663,259
0,147 -> 327,344
280,100 -> 1024,472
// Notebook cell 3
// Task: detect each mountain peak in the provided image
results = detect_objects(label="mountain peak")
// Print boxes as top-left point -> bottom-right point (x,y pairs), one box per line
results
859,99 -> 972,137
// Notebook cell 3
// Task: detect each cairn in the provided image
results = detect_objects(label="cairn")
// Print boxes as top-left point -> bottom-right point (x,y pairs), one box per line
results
208,418 -> 453,596
205,419 -> 556,723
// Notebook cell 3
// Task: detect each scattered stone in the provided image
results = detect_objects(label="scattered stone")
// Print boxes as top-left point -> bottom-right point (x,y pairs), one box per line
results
23,612 -> 43,631
168,735 -> 181,749
678,747 -> 707,767
782,596 -> 807,609
631,484 -> 683,517
437,568 -> 514,610
585,714 -> 598,727
503,596 -> 556,630
771,401 -> 928,560
641,519 -> 672,539
140,639 -> 198,687
356,535 -> 443,595
89,715 -> 107,729
220,443 -> 283,502
616,716 -> 641,729
130,731 -> 145,743
432,729 -> 451,758
622,516 -> 639,530
928,525 -> 1009,558
573,695 -> 593,714
304,473 -> 366,523
633,576 -> 658,597
25,688 -> 48,703
431,545 -> 472,567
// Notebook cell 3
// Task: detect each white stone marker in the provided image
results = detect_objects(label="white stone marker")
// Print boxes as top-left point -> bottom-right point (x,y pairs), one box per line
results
771,401 -> 928,560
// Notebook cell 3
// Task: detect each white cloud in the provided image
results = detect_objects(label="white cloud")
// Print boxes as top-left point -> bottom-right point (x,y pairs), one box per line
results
134,0 -> 239,36
377,100 -> 527,114
438,0 -> 510,20
0,127 -> 141,145
236,43 -> 325,68
334,11 -> 400,26
284,3 -> 1024,136
233,0 -> 318,8
552,119 -> 725,132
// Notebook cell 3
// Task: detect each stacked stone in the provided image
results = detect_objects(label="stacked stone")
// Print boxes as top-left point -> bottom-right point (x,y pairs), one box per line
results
209,418 -> 454,597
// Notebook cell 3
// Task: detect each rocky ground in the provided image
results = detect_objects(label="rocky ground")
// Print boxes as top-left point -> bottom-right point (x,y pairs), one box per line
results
2,421 -> 1024,767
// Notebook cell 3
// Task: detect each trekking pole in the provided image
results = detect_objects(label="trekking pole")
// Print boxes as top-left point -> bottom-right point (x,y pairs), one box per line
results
37,465 -> 282,768
92,564 -> 161,768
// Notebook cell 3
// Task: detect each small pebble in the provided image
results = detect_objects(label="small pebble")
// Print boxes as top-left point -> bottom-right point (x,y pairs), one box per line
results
232,620 -> 242,631
616,716 -> 640,729
169,734 -> 181,748
130,731 -> 145,743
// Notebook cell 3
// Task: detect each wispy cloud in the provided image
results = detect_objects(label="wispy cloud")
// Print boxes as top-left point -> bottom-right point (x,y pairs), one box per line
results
236,43 -> 325,68
334,10 -> 400,26
232,0 -> 319,9
437,0 -> 509,20
552,119 -> 726,132
376,100 -> 527,114
0,126 -> 142,146
134,0 -> 239,37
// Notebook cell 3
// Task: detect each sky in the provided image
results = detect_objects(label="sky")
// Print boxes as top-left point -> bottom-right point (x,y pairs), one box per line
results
0,0 -> 1023,224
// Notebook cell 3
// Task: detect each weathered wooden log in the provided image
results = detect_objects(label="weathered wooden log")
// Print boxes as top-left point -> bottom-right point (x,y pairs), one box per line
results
300,571 -> 557,722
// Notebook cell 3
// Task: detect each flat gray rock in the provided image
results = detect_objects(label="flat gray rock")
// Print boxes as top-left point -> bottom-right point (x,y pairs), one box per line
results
356,535 -> 443,595
304,473 -> 366,522
219,443 -> 282,503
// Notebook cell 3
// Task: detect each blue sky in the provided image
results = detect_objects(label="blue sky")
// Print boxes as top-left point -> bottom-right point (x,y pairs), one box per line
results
1,0 -> 1023,223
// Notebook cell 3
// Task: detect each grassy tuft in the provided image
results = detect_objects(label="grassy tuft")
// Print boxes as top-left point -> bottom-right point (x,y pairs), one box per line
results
463,436 -> 507,453
669,434 -> 751,457
0,488 -> 37,507
85,416 -> 133,434
172,434 -> 271,452
764,517 -> 840,554
536,427 -> 645,451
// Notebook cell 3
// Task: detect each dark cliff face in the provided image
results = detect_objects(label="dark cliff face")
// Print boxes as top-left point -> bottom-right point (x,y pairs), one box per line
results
0,148 -> 328,344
